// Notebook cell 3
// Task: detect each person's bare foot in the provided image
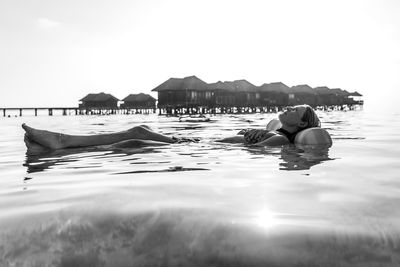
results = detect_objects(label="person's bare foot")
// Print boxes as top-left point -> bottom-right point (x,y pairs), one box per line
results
24,134 -> 51,155
22,123 -> 65,149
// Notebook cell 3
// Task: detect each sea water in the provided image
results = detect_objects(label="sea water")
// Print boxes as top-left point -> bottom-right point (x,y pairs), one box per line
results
1,109 -> 400,266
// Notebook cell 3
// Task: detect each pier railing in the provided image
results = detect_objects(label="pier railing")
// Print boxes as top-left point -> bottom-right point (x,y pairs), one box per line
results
1,104 -> 363,117
1,107 -> 157,117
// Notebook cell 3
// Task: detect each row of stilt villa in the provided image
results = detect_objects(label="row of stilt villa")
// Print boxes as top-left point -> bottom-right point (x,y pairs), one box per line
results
152,76 -> 363,115
2,76 -> 363,117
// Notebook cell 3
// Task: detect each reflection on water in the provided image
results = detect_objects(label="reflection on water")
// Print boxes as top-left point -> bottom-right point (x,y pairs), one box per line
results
23,145 -> 165,174
243,145 -> 333,171
23,143 -> 334,174
279,145 -> 333,171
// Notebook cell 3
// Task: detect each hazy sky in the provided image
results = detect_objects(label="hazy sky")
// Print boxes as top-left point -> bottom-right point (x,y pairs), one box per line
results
1,0 -> 399,111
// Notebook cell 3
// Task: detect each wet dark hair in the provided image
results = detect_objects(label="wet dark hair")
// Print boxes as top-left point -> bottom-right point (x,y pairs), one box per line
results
300,105 -> 321,129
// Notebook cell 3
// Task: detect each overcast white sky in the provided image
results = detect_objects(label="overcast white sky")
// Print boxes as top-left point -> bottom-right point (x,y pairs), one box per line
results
0,0 -> 399,112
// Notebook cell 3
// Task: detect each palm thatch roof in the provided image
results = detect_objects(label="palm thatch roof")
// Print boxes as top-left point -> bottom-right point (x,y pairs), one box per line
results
123,93 -> 156,102
259,82 -> 290,93
348,91 -> 363,97
80,92 -> 119,102
151,76 -> 208,92
207,81 -> 236,91
290,84 -> 316,94
225,79 -> 257,92
330,88 -> 350,96
314,86 -> 331,95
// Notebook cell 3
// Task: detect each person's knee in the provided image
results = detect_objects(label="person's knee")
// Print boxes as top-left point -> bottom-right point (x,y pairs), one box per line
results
128,125 -> 150,137
138,125 -> 151,130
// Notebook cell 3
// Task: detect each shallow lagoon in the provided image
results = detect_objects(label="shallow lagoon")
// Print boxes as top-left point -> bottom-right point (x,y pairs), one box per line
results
1,109 -> 400,266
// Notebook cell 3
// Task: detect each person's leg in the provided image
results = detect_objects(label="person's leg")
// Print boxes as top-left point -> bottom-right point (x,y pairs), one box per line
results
24,134 -> 51,155
110,139 -> 171,148
22,124 -> 175,150
215,135 -> 245,143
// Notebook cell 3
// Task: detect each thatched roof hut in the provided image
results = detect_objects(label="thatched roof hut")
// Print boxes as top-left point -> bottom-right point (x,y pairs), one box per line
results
151,75 -> 208,92
79,92 -> 119,109
207,81 -> 236,91
314,86 -> 336,106
330,88 -> 350,96
121,93 -> 156,109
152,76 -> 210,109
123,93 -> 156,102
290,84 -> 316,94
227,79 -> 257,92
289,85 -> 317,106
347,91 -> 363,105
259,82 -> 290,93
314,86 -> 331,95
208,81 -> 236,107
348,91 -> 363,97
80,92 -> 119,102
211,80 -> 258,107
258,82 -> 290,107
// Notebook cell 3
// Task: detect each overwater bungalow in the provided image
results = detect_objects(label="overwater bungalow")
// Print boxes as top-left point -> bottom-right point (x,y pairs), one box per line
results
347,91 -> 363,105
120,93 -> 156,110
314,86 -> 334,106
258,82 -> 290,108
330,88 -> 352,106
208,81 -> 236,108
228,80 -> 259,108
152,76 -> 212,114
289,84 -> 318,106
79,93 -> 119,110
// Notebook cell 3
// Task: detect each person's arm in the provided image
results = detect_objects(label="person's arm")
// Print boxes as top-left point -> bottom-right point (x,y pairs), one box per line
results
253,135 -> 289,146
215,135 -> 245,143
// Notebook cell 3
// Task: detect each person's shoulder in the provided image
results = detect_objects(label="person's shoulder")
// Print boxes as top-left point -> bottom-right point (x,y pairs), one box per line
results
266,119 -> 282,131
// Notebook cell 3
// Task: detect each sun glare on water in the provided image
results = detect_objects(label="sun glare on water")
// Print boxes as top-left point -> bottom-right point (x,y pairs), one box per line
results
254,208 -> 282,229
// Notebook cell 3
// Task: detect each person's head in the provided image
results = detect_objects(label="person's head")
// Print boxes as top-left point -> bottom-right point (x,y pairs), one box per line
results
278,104 -> 320,131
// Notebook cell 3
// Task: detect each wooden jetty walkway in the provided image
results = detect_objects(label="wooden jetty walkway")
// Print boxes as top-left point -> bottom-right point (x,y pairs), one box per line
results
1,104 -> 362,117
2,107 -> 79,117
1,107 -> 158,117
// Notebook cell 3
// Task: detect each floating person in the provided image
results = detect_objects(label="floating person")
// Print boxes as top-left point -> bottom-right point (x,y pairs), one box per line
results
217,104 -> 332,147
22,104 -> 331,155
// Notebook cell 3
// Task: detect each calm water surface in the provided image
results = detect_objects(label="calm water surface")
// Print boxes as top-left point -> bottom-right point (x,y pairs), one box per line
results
1,109 -> 400,266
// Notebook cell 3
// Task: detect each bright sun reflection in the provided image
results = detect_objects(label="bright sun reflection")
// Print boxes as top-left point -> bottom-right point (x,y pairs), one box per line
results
254,208 -> 280,229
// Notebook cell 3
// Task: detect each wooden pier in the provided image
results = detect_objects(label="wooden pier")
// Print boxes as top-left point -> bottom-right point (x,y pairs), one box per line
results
1,107 -> 158,117
1,104 -> 362,117
2,107 -> 78,117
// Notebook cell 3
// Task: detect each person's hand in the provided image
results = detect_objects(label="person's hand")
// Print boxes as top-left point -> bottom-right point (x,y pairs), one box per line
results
237,128 -> 251,135
244,129 -> 273,143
